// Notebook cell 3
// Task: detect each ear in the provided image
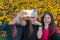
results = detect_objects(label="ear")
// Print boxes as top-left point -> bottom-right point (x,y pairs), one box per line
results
38,15 -> 40,18
37,15 -> 40,21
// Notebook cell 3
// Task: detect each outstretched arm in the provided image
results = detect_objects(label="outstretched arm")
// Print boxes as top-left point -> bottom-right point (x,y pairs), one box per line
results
0,23 -> 9,30
0,19 -> 16,30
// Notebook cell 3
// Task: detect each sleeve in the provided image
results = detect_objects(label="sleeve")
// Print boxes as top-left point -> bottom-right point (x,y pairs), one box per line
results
0,22 -> 9,31
54,25 -> 59,33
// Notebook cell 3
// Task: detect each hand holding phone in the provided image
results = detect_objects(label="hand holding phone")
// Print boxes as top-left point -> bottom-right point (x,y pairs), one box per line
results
22,10 -> 33,17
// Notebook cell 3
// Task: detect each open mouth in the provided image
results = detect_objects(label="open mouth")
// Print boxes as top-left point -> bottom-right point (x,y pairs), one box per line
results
31,17 -> 35,18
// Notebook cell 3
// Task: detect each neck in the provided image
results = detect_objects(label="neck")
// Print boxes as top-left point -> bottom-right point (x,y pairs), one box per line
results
44,24 -> 49,29
31,20 -> 37,24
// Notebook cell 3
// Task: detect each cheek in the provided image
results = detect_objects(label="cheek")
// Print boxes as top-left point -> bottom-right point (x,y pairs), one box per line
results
44,18 -> 51,24
46,19 -> 51,24
44,18 -> 46,23
48,19 -> 51,23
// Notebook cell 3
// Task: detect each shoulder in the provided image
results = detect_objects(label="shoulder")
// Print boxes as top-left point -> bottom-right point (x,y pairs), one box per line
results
53,24 -> 59,33
53,24 -> 58,29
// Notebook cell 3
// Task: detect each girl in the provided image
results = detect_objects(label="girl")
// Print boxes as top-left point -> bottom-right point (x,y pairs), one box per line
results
0,12 -> 25,40
21,8 -> 42,40
38,11 -> 60,40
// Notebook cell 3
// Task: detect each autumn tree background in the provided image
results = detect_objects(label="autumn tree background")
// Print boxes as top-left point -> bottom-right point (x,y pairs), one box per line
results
0,0 -> 60,40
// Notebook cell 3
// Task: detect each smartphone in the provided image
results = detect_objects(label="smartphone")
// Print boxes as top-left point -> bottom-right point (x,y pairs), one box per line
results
22,10 -> 33,17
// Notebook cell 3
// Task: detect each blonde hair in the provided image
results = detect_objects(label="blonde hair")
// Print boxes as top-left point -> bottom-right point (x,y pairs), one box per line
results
14,13 -> 19,18
14,12 -> 22,24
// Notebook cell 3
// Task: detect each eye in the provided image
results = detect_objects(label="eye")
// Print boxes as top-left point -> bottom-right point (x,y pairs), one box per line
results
47,17 -> 51,19
34,10 -> 36,12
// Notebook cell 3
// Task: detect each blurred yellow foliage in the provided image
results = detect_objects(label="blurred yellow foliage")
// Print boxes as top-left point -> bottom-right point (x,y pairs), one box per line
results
0,0 -> 60,27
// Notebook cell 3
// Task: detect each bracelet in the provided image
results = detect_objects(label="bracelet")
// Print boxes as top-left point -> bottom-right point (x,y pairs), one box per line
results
38,25 -> 42,27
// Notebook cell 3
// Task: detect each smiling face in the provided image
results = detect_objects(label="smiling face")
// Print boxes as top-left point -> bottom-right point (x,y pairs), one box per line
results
29,9 -> 38,21
44,14 -> 51,25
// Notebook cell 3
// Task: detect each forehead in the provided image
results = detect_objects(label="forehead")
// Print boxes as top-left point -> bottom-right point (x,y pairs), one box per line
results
44,14 -> 51,18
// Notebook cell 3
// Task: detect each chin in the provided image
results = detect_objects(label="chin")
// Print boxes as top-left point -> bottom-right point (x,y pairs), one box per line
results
30,20 -> 35,21
48,23 -> 50,24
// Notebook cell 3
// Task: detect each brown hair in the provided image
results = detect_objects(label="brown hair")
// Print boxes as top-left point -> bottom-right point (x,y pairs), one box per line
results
29,21 -> 34,37
41,11 -> 55,39
29,8 -> 40,37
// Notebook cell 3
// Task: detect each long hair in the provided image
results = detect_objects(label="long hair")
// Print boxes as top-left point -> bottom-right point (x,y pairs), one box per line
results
14,12 -> 22,24
29,8 -> 40,37
41,11 -> 55,39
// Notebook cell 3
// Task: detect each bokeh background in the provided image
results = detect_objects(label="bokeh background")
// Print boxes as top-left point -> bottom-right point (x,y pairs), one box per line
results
0,0 -> 60,40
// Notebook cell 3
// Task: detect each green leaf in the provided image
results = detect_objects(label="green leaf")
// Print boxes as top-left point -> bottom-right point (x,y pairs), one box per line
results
0,12 -> 3,16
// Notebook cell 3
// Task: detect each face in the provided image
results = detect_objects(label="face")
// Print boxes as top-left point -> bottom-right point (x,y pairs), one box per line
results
44,14 -> 51,25
29,9 -> 38,21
